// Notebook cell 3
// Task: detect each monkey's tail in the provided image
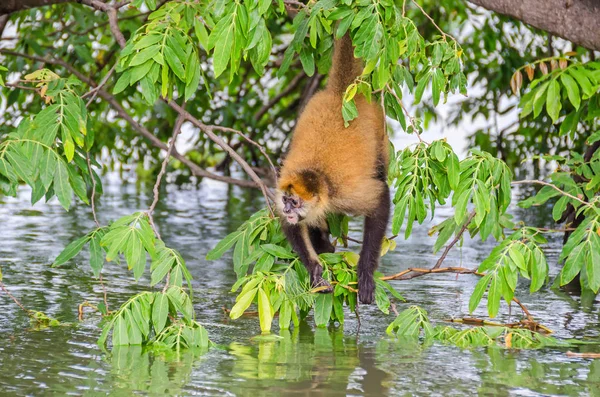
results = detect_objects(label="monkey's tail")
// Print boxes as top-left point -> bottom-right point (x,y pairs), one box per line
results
325,32 -> 363,95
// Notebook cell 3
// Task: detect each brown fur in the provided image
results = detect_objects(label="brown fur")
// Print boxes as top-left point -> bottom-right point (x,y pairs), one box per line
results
278,35 -> 388,226
278,33 -> 390,304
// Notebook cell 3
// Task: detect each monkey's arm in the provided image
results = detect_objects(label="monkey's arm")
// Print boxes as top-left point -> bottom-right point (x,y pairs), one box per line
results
282,222 -> 333,292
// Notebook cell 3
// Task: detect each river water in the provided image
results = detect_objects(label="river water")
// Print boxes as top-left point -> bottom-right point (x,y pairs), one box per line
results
1,173 -> 600,396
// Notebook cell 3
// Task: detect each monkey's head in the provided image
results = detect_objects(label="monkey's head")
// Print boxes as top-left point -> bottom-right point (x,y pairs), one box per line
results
277,169 -> 328,225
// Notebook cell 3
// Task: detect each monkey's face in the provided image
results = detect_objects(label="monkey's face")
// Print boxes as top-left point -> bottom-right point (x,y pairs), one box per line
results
279,193 -> 311,225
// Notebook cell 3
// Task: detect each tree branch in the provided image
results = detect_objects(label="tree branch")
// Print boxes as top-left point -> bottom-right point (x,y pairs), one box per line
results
255,72 -> 306,121
168,101 -> 276,212
78,0 -> 127,47
0,49 -> 260,190
147,114 -> 185,241
512,179 -> 591,208
467,0 -> 600,51
381,266 -> 482,281
0,15 -> 9,37
433,211 -> 476,269
0,0 -> 71,14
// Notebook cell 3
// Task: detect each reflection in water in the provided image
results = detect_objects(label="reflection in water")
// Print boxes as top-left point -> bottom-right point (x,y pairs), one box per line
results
1,178 -> 600,396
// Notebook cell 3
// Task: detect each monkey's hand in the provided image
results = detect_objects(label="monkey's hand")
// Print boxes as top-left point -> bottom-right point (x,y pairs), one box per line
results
357,272 -> 375,304
310,266 -> 333,294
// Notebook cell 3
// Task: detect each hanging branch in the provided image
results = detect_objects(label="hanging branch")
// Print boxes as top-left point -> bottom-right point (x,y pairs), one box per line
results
168,101 -> 276,216
147,113 -> 185,240
0,280 -> 32,317
512,179 -> 592,208
433,211 -> 476,269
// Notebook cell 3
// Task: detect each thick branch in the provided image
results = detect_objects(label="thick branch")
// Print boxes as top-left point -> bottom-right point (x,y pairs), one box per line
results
468,0 -> 600,51
0,0 -> 71,13
0,15 -> 9,36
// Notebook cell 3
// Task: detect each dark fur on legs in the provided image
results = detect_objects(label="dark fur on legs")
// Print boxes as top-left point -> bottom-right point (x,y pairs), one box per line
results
309,225 -> 335,254
282,222 -> 333,293
357,183 -> 390,304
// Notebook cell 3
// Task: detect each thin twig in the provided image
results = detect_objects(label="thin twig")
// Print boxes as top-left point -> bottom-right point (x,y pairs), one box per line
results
86,153 -> 100,227
512,297 -> 533,321
390,302 -> 399,316
386,83 -> 427,143
346,236 -> 363,244
355,303 -> 361,333
3,82 -> 37,91
433,211 -> 476,269
512,179 -> 591,208
380,266 -> 482,281
566,351 -> 600,359
148,114 -> 185,240
410,0 -> 459,43
255,72 -> 305,121
230,129 -> 278,183
99,274 -> 109,312
0,281 -> 32,317
147,114 -> 185,293
83,63 -> 117,105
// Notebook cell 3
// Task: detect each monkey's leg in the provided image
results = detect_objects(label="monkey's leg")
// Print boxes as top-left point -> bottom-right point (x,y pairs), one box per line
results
283,222 -> 333,293
309,223 -> 335,254
357,184 -> 390,304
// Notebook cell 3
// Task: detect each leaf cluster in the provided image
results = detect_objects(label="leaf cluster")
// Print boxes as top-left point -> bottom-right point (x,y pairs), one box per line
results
387,306 -> 567,350
207,209 -> 404,333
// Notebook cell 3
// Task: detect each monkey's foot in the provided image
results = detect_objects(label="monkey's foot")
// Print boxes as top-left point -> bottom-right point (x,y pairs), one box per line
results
311,277 -> 333,294
358,276 -> 375,304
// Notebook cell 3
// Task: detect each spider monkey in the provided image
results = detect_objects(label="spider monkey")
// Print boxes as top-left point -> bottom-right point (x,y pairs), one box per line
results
276,33 -> 390,304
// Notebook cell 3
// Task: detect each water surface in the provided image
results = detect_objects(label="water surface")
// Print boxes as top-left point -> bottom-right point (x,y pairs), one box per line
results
1,177 -> 600,396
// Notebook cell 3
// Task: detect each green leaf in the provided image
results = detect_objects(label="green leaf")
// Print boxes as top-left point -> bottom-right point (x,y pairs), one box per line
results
39,149 -> 57,190
533,81 -> 549,118
89,235 -> 104,277
313,293 -> 333,327
447,153 -> 460,190
431,69 -> 444,106
206,229 -> 243,260
53,160 -> 73,211
546,79 -> 562,123
561,243 -> 586,286
129,45 -> 160,67
5,147 -> 33,186
258,287 -> 273,333
469,274 -> 490,314
487,275 -> 501,318
261,244 -> 295,259
152,292 -> 169,334
414,75 -> 428,105
299,48 -> 315,77
588,236 -> 600,292
53,235 -> 90,267
530,248 -> 547,292
454,190 -> 470,224
230,287 -> 257,319
279,300 -> 292,330
164,46 -> 186,81
212,15 -> 235,78
560,73 -> 581,110
112,315 -> 129,346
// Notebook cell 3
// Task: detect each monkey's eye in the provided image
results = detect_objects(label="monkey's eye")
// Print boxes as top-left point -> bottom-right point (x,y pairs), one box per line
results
290,199 -> 298,207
